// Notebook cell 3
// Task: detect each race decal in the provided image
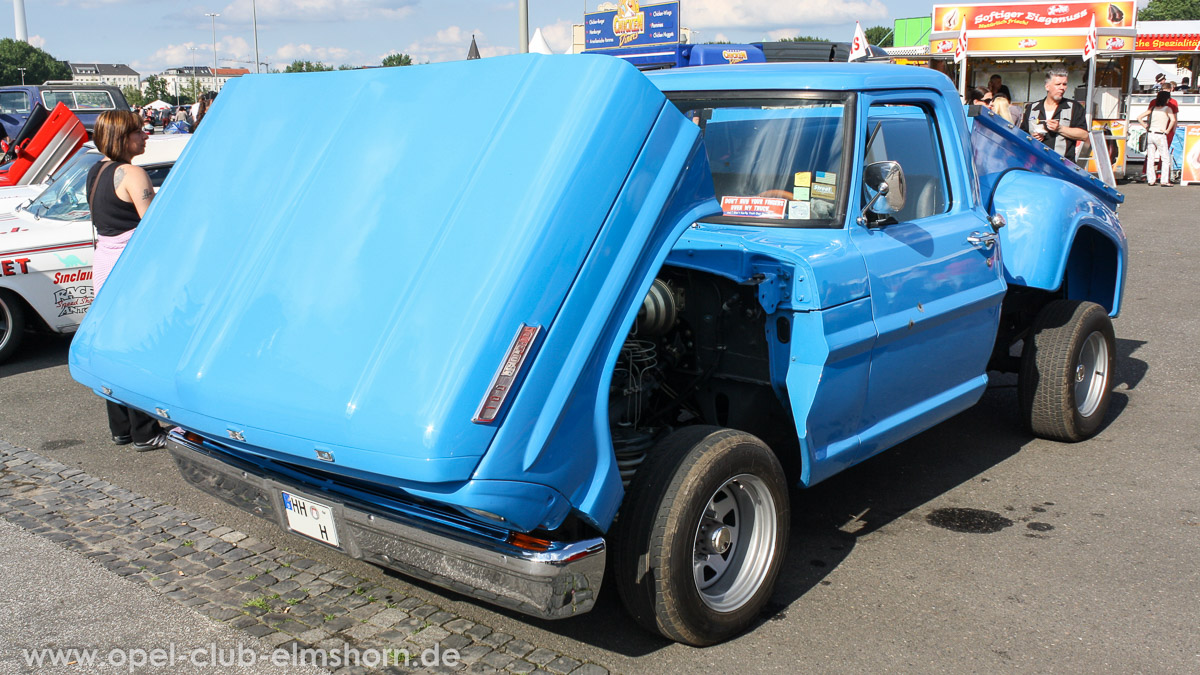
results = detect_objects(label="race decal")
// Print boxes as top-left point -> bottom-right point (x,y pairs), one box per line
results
52,269 -> 92,284
1,258 -> 31,276
53,285 -> 93,317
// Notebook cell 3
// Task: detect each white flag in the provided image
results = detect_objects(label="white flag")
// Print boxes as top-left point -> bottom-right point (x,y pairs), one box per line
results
954,18 -> 968,64
849,22 -> 869,62
1083,14 -> 1097,61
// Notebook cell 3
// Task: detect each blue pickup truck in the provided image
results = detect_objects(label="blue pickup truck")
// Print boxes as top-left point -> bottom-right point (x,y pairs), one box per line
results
69,57 -> 1125,646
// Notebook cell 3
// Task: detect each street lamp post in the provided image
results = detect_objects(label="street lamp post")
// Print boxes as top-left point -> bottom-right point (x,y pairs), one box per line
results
205,12 -> 220,93
251,0 -> 261,74
16,67 -> 25,85
189,47 -> 199,102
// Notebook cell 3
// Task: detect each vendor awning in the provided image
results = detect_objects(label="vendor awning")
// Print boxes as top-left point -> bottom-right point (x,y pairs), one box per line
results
1135,20 -> 1200,51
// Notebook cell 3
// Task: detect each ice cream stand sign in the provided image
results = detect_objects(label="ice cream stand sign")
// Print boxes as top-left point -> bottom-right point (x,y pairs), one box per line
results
933,2 -> 1136,33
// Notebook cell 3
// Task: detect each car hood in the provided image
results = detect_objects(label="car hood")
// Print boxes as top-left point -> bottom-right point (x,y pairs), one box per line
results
70,55 -> 718,503
0,186 -> 41,221
0,209 -> 90,255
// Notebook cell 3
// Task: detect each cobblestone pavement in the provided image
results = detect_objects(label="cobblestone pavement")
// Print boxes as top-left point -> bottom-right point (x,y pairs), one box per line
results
0,441 -> 610,675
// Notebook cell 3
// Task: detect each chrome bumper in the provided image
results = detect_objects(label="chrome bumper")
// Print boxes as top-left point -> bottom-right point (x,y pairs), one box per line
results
166,430 -> 605,620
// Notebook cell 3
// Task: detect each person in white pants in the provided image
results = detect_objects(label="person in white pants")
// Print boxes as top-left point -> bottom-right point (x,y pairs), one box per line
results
1138,90 -> 1177,186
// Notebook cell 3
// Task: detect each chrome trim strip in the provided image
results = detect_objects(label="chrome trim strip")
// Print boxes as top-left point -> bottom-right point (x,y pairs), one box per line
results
165,429 -> 605,620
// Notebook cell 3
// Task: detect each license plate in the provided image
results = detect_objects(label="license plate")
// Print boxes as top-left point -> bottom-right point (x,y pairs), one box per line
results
281,491 -> 340,547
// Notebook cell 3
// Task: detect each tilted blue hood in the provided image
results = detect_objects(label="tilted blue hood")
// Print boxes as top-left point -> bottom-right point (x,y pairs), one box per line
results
70,55 -> 719,526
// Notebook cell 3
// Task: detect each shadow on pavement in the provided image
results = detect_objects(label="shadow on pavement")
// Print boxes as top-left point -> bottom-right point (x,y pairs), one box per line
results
0,333 -> 72,378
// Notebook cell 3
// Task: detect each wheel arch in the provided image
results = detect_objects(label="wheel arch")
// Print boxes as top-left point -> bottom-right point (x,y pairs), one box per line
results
993,170 -> 1127,317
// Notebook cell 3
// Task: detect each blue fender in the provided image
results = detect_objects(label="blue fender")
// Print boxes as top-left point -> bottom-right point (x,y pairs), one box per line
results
993,171 -> 1127,316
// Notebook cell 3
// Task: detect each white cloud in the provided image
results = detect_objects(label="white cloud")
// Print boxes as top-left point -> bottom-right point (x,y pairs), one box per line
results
274,43 -> 353,64
217,0 -> 417,24
537,19 -> 574,54
683,0 -> 888,32
28,35 -> 47,49
405,26 -> 515,63
133,36 -> 253,75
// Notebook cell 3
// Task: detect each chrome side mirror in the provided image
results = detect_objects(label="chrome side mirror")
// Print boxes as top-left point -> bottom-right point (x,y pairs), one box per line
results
859,161 -> 906,226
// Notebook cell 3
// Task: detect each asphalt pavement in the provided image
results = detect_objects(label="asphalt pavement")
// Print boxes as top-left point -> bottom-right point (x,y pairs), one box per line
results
1,182 -> 1197,673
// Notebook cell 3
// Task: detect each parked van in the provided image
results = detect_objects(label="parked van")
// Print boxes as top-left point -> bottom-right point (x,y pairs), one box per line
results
0,83 -> 130,139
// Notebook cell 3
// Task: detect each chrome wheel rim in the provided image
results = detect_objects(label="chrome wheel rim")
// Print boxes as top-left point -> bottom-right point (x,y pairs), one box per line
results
1074,331 -> 1109,418
692,473 -> 778,613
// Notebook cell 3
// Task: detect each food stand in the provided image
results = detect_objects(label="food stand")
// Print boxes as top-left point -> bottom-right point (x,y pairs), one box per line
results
929,2 -> 1138,176
1125,21 -> 1200,183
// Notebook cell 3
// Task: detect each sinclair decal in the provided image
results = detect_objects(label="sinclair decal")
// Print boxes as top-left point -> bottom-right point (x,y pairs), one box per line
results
933,2 -> 1136,32
584,0 -> 679,50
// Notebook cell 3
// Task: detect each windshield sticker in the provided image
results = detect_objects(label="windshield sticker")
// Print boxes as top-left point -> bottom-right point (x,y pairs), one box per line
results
720,196 -> 787,219
812,183 -> 836,201
815,171 -> 837,185
792,186 -> 810,201
53,285 -> 93,317
794,171 -> 812,187
788,200 -> 811,220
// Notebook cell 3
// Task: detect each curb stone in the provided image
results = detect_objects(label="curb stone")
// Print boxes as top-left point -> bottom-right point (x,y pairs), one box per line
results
0,441 -> 612,675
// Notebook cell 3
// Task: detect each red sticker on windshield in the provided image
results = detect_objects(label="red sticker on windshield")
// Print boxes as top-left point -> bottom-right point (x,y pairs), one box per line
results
720,196 -> 787,219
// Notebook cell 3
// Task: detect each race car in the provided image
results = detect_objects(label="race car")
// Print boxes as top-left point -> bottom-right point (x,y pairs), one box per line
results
0,135 -> 189,363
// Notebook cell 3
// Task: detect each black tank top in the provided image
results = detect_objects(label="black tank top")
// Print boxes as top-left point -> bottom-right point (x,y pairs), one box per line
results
87,161 -> 142,237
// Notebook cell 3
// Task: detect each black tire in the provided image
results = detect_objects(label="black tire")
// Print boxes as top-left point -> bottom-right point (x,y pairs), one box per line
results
1019,300 -> 1116,442
0,289 -> 26,364
612,426 -> 789,646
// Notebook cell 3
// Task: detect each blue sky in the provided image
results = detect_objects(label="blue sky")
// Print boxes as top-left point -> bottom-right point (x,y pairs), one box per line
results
11,0 -> 955,76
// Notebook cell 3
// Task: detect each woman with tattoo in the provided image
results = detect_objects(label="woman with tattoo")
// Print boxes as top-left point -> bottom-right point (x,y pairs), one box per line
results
85,110 -> 167,451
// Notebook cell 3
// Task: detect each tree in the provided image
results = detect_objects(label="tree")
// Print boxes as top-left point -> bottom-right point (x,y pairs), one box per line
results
142,75 -> 170,103
1139,0 -> 1200,20
122,85 -> 145,108
381,53 -> 414,67
779,36 -> 829,42
283,60 -> 334,73
864,25 -> 894,48
0,39 -> 71,86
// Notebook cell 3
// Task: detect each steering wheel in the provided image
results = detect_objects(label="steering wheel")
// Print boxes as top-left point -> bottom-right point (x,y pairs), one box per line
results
756,189 -> 793,200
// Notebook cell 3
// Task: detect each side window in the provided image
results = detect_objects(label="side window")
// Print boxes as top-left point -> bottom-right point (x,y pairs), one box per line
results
74,91 -> 114,109
864,103 -> 950,222
42,91 -> 75,110
0,91 -> 30,114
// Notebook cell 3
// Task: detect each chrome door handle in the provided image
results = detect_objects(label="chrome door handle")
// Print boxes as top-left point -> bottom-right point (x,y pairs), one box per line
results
968,231 -> 997,249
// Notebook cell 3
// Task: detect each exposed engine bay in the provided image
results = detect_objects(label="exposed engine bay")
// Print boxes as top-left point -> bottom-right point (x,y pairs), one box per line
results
609,268 -> 794,486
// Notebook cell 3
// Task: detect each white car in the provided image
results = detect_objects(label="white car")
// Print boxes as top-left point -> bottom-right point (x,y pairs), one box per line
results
0,135 -> 189,363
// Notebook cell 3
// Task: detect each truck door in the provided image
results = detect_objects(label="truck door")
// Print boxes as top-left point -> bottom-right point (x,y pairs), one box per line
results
849,92 -> 1006,457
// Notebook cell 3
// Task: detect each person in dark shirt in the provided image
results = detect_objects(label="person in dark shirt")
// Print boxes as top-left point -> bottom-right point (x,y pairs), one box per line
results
85,110 -> 167,452
1021,67 -> 1088,161
988,74 -> 1012,101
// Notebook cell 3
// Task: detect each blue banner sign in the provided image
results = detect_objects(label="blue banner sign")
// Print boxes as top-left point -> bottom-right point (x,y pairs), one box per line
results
584,1 -> 680,51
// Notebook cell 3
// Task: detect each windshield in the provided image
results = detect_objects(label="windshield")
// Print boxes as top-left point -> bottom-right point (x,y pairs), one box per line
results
668,92 -> 850,227
24,152 -> 104,221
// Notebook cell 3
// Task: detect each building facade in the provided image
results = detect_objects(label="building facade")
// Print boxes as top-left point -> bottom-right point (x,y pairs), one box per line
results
155,66 -> 249,98
68,63 -> 140,89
